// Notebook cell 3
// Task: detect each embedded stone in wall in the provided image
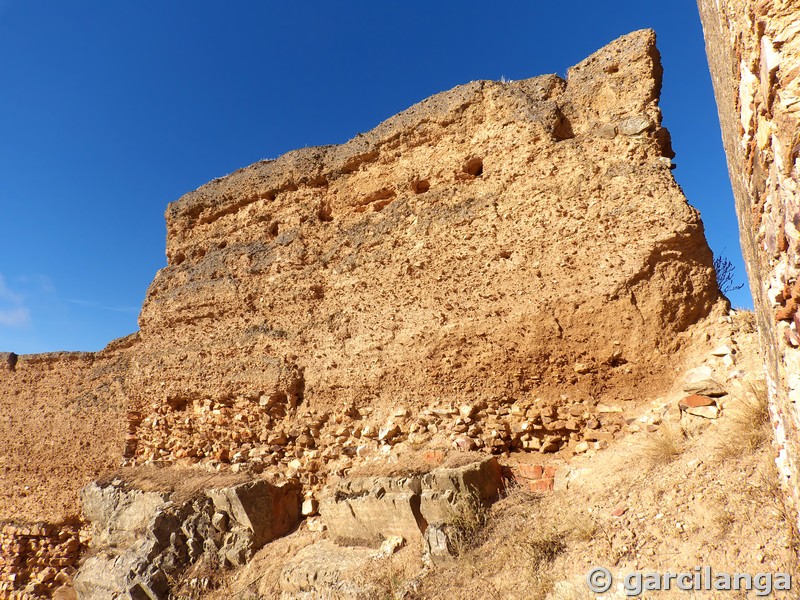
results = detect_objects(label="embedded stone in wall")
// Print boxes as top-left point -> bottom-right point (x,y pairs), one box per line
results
0,353 -> 16,372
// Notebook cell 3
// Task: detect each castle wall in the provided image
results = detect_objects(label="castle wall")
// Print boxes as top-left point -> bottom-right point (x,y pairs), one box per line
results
698,0 -> 800,517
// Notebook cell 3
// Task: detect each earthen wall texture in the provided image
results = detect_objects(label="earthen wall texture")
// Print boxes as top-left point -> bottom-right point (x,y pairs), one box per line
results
0,349 -> 130,522
697,0 -> 800,513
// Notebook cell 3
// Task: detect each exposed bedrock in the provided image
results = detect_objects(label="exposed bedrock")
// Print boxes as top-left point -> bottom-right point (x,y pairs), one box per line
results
74,471 -> 300,600
319,456 -> 503,548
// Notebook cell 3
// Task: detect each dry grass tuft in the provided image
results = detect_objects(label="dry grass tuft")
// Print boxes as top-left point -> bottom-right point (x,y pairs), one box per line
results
168,554 -> 234,599
356,554 -> 421,600
548,581 -> 593,600
517,527 -> 566,568
730,308 -> 757,334
410,483 -> 571,599
638,424 -> 685,466
561,511 -> 597,543
704,503 -> 735,537
479,486 -> 567,588
442,490 -> 490,557
715,378 -> 769,458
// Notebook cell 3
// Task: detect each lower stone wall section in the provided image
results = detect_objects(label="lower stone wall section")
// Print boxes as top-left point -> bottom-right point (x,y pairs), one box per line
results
126,394 -> 626,503
506,464 -> 558,492
0,522 -> 84,599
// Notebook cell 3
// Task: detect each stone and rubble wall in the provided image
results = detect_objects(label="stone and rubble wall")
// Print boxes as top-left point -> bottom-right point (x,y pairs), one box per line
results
1,30 -> 723,520
130,393 -> 625,496
0,523 -> 84,598
122,28 -> 721,478
0,347 -> 132,597
697,0 -> 800,516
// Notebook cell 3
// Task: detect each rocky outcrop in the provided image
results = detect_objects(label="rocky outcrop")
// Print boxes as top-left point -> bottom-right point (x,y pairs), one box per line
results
74,471 -> 300,600
320,457 -> 502,547
282,457 -> 502,598
697,0 -> 800,517
279,540 -> 379,599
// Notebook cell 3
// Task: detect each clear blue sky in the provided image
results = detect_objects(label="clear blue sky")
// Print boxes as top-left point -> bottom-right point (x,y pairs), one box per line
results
0,1 -> 751,354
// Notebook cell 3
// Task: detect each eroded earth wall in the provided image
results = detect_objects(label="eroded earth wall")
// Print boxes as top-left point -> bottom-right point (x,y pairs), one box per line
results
120,29 -> 722,477
0,347 -> 131,522
137,27 -> 718,424
697,0 -> 800,512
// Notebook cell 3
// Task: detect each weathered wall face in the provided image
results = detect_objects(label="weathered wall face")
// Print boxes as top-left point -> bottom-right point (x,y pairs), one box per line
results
116,29 -> 724,482
0,347 -> 131,522
135,27 -> 718,416
697,0 -> 800,511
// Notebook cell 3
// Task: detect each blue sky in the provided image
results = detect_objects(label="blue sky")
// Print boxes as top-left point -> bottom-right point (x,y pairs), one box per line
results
0,1 -> 751,354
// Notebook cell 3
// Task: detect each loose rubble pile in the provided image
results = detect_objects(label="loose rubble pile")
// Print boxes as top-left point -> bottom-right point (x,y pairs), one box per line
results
0,522 -> 83,598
